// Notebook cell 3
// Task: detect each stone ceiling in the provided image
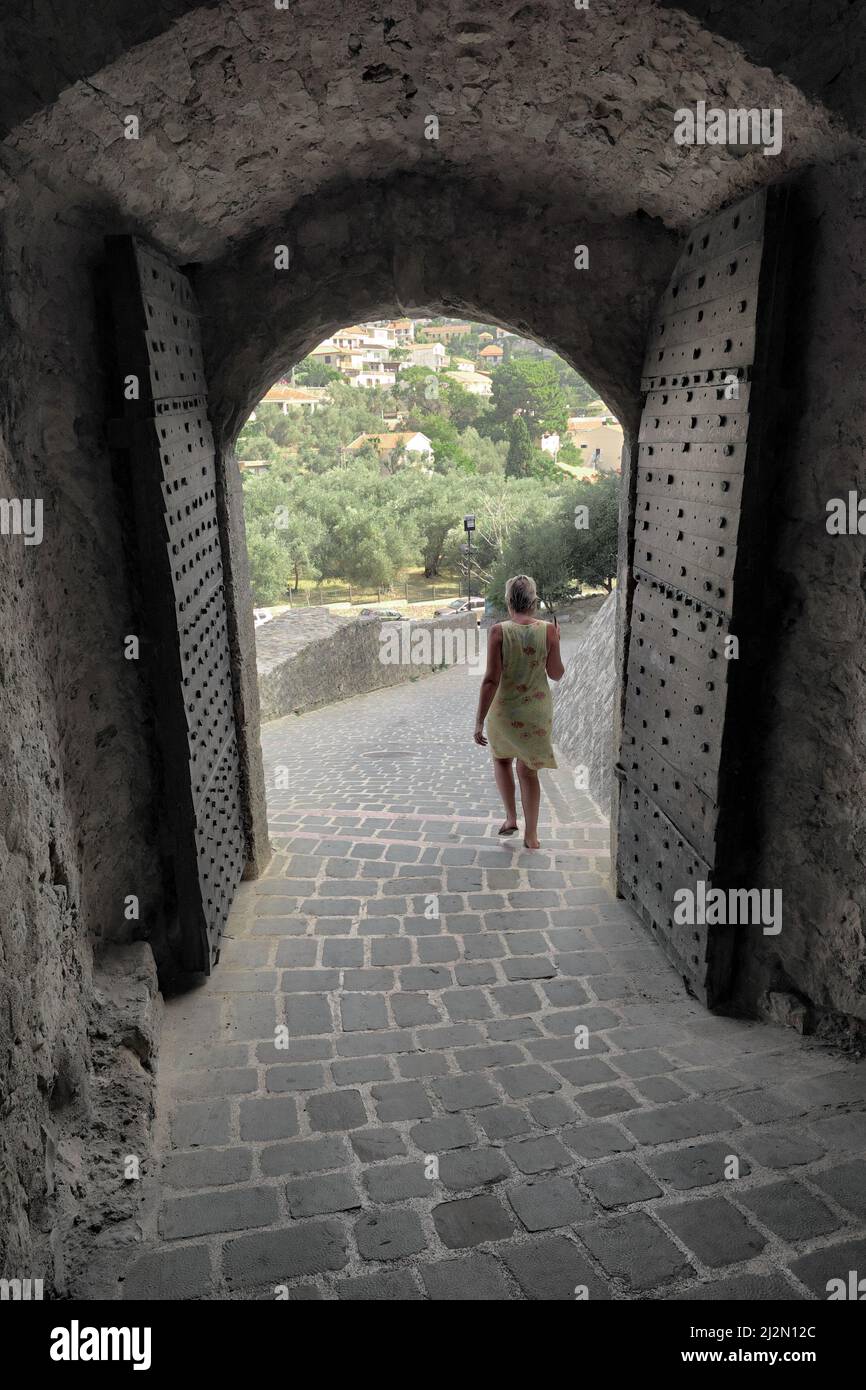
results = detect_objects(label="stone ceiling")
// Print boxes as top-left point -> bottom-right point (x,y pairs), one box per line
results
3,1 -> 864,140
0,0 -> 854,266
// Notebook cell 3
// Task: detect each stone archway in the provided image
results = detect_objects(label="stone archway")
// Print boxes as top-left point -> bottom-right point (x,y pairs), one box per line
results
187,175 -> 683,959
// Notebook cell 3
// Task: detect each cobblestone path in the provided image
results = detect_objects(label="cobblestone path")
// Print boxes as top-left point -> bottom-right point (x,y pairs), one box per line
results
122,658 -> 866,1300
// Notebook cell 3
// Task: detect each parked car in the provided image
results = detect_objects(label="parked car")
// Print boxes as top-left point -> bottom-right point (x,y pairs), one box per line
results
357,607 -> 404,622
253,608 -> 273,628
434,596 -> 485,618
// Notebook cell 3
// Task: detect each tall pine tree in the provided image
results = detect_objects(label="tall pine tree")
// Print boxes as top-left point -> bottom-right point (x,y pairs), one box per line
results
505,416 -> 533,478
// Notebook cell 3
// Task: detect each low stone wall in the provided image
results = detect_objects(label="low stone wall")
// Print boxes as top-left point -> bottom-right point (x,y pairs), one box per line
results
257,607 -> 478,722
552,592 -> 617,816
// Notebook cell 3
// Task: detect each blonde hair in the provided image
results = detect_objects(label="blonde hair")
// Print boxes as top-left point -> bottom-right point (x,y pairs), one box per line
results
505,574 -> 537,614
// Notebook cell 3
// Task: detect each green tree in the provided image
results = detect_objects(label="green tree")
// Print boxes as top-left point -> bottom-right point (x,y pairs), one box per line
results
459,427 -> 507,475
301,461 -> 419,588
245,526 -> 292,604
237,433 -> 280,463
565,471 -> 621,591
417,415 -> 474,473
557,438 -> 584,467
505,348 -> 598,415
490,359 -> 569,436
439,475 -> 550,589
395,366 -> 440,417
505,416 -> 534,479
392,470 -> 473,576
439,376 -> 489,431
488,516 -> 573,616
293,359 -> 342,388
267,411 -> 305,449
242,466 -> 326,600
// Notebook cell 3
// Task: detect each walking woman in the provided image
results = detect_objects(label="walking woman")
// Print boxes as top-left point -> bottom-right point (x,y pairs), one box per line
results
473,574 -> 565,849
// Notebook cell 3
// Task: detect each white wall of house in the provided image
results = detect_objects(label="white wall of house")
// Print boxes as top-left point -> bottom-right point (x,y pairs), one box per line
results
403,432 -> 433,455
400,344 -> 446,370
350,369 -> 398,389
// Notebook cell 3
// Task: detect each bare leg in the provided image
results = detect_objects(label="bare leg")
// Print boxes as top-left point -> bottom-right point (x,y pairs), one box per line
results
516,760 -> 541,848
493,757 -> 518,832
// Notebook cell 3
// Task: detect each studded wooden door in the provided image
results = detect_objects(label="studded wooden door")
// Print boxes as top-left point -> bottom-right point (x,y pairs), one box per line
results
616,187 -> 789,1005
107,236 -> 245,974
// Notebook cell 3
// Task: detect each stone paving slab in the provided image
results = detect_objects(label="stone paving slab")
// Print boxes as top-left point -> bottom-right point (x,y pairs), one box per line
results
119,656 -> 866,1300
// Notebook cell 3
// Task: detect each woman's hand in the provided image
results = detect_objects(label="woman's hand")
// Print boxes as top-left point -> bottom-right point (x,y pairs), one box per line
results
545,620 -> 566,681
474,722 -> 488,747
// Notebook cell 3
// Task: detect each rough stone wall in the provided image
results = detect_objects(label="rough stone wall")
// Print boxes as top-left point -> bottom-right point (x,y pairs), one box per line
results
553,594 -> 618,819
657,0 -> 866,137
0,180 -> 167,1290
0,176 -> 271,1286
4,1 -> 840,255
3,1 -> 864,148
258,610 -> 477,723
734,154 -> 866,1035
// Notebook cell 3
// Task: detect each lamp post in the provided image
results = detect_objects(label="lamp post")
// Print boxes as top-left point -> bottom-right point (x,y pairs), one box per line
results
463,514 -> 475,603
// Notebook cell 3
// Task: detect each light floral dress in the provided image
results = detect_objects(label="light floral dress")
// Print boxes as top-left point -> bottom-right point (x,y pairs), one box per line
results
487,620 -> 557,769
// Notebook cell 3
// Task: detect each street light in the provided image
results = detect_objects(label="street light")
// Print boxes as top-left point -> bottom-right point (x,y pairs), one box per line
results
463,514 -> 475,602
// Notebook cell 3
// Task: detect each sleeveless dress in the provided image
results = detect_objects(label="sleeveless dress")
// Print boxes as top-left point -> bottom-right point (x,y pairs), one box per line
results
486,620 -> 557,769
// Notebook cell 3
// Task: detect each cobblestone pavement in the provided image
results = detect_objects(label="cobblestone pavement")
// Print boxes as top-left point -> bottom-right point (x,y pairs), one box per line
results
122,656 -> 866,1300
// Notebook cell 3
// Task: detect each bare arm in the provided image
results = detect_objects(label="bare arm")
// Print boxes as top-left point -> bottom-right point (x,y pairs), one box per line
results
546,620 -> 565,681
474,624 -> 503,745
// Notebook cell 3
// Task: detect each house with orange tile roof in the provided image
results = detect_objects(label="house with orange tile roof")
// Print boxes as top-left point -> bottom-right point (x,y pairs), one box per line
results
386,318 -> 415,342
346,430 -> 433,462
418,322 -> 472,342
262,384 -> 331,412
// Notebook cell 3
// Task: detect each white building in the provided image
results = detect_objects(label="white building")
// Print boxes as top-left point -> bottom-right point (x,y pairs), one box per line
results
400,342 -> 447,371
344,365 -> 398,389
444,369 -> 493,397
308,342 -> 344,368
330,325 -> 369,350
373,326 -> 397,345
359,338 -> 391,363
386,318 -> 415,343
261,384 -> 331,412
346,430 -> 434,462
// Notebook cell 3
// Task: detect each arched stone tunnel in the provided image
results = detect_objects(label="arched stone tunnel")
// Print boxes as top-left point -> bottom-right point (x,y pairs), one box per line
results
1,0 -> 866,1302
